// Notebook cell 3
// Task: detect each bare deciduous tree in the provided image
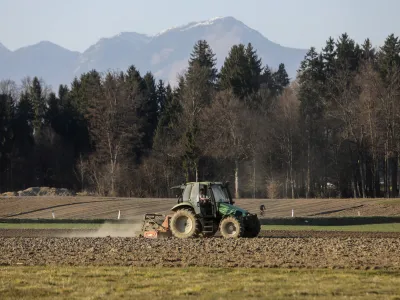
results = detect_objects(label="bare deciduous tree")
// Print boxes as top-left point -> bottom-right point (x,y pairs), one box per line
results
272,87 -> 300,198
202,89 -> 254,198
86,71 -> 141,196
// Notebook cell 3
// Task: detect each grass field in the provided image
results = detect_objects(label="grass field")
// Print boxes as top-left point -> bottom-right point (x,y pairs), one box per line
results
0,267 -> 399,299
261,223 -> 400,232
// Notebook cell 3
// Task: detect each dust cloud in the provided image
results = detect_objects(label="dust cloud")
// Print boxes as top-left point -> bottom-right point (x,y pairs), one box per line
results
66,220 -> 143,238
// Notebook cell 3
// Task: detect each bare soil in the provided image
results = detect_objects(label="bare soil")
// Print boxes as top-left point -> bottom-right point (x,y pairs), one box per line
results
1,228 -> 400,239
0,196 -> 394,219
0,234 -> 399,270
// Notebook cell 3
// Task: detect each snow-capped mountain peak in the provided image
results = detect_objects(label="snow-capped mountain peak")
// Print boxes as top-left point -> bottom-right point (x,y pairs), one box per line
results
155,16 -> 231,36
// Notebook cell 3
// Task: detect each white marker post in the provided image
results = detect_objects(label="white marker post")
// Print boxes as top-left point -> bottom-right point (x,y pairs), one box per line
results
117,210 -> 121,220
291,209 -> 294,217
52,211 -> 55,219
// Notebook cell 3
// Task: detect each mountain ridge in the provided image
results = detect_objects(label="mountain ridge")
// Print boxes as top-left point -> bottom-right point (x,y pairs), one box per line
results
0,16 -> 308,89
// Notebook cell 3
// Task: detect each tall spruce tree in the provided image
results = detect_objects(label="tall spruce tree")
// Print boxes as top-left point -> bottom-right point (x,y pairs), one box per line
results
245,43 -> 263,94
186,40 -> 218,86
377,34 -> 400,79
361,38 -> 376,62
272,63 -> 290,95
322,37 -> 337,79
0,93 -> 15,191
155,79 -> 166,116
176,41 -> 219,180
219,44 -> 252,99
29,77 -> 46,136
298,47 -> 325,198
142,72 -> 159,153
335,33 -> 362,71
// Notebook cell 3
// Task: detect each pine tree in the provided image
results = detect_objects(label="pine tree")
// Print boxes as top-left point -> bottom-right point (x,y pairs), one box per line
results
29,77 -> 46,135
142,72 -> 159,152
72,70 -> 102,118
173,75 -> 186,101
361,38 -> 376,62
46,92 -> 59,130
0,93 -> 15,191
0,93 -> 15,158
126,65 -> 146,92
377,34 -> 400,79
297,47 -> 326,198
153,84 -> 182,155
261,65 -> 273,84
219,44 -> 252,99
155,79 -> 166,116
245,43 -> 263,94
335,33 -> 362,71
58,84 -> 70,106
69,75 -> 94,156
272,63 -> 290,95
13,91 -> 35,172
186,40 -> 218,86
322,37 -> 337,79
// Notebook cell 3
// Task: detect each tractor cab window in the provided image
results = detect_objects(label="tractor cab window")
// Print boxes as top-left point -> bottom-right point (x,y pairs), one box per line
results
183,184 -> 192,202
211,185 -> 230,203
190,182 -> 200,202
199,185 -> 210,197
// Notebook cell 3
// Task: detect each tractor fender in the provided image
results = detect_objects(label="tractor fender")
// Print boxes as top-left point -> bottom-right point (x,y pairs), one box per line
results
171,202 -> 195,212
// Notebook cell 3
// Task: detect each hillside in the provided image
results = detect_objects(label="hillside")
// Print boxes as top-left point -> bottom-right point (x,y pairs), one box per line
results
0,16 -> 307,88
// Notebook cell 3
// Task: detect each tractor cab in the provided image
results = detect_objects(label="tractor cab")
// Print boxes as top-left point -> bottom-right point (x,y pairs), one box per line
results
172,181 -> 234,218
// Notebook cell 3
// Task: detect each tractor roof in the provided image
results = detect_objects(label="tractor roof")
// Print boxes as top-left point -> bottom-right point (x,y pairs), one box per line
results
186,181 -> 224,185
170,181 -> 226,189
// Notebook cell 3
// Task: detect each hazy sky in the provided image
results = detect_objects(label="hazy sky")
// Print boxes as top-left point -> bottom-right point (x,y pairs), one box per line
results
0,0 -> 399,52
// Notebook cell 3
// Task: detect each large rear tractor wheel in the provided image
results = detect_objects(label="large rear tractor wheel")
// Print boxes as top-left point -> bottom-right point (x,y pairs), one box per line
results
170,209 -> 200,238
219,215 -> 244,238
243,216 -> 261,238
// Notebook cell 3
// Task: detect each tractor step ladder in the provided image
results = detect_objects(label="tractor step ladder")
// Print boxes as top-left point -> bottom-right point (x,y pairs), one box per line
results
202,219 -> 214,233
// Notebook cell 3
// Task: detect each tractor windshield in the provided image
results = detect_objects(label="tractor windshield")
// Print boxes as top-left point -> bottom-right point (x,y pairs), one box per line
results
211,185 -> 230,203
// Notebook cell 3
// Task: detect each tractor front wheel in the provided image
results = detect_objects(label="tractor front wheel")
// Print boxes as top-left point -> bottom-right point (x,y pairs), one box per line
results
170,209 -> 200,238
219,215 -> 244,238
243,216 -> 261,237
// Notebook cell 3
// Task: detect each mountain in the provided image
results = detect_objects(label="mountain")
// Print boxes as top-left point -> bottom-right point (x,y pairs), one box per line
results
0,42 -> 10,55
0,43 -> 11,72
0,41 -> 80,89
0,16 -> 307,89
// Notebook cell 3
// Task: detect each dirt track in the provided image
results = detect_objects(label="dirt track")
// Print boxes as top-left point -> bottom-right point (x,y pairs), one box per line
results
1,234 -> 399,269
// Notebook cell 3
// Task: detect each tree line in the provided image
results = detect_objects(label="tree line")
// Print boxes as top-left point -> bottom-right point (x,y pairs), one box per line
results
1,33 -> 400,198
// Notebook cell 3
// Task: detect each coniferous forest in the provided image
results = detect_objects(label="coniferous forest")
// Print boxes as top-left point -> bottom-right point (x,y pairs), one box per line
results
1,33 -> 400,199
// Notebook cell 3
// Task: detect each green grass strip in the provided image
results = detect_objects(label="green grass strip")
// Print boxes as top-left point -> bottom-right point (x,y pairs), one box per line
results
262,223 -> 400,232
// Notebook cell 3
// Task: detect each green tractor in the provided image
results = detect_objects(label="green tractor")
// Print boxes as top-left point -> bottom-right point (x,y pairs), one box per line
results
141,181 -> 261,238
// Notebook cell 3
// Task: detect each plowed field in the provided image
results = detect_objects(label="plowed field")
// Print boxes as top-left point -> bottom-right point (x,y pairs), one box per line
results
1,196 -> 397,219
1,236 -> 399,270
1,228 -> 400,238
